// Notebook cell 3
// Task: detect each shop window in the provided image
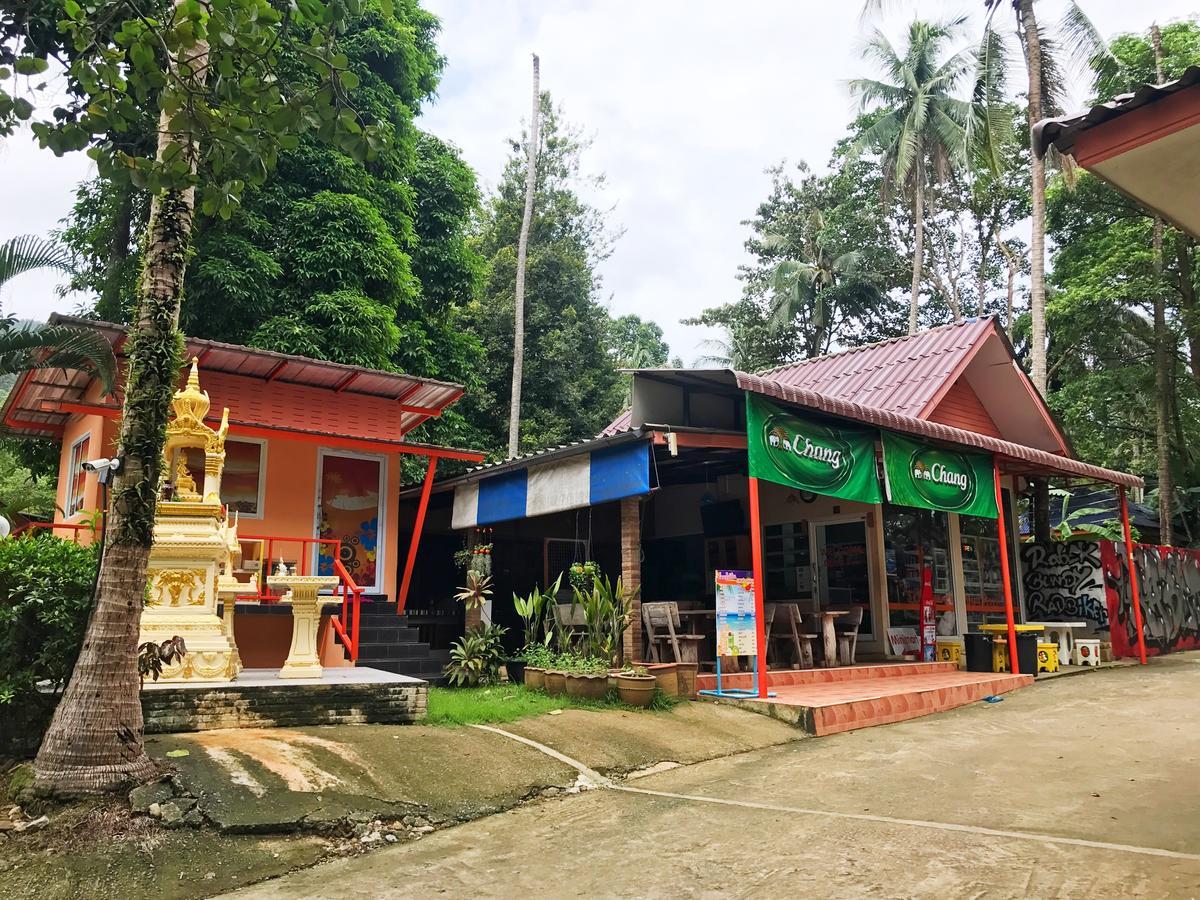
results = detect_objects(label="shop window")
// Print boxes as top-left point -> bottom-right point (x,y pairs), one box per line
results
182,438 -> 266,517
65,434 -> 90,516
960,489 -> 1021,627
764,521 -> 812,603
883,505 -> 955,636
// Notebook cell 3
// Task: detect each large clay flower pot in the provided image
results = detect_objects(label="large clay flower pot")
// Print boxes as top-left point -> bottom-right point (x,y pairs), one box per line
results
634,662 -> 679,698
524,667 -> 545,691
675,662 -> 699,699
544,670 -> 567,697
615,673 -> 656,708
565,673 -> 608,700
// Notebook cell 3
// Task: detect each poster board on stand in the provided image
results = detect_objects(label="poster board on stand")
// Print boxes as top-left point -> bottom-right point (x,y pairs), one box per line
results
700,569 -> 772,698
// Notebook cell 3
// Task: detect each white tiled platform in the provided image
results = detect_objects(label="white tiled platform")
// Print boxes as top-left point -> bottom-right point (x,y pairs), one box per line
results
141,666 -> 422,691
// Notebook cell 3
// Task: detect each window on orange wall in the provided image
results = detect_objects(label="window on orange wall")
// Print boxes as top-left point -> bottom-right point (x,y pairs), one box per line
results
65,434 -> 91,516
182,439 -> 266,517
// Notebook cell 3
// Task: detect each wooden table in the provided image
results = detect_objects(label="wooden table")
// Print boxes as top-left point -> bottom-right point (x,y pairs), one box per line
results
267,574 -> 340,678
1027,621 -> 1088,665
818,610 -> 849,667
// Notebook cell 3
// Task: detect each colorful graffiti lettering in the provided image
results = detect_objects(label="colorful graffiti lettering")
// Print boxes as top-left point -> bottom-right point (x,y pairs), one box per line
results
1020,542 -> 1108,627
1101,542 -> 1200,658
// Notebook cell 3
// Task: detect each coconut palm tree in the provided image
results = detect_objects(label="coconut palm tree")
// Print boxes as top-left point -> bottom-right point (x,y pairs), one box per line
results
0,236 -> 117,393
765,212 -> 864,358
864,1 -> 1112,393
850,19 -> 980,334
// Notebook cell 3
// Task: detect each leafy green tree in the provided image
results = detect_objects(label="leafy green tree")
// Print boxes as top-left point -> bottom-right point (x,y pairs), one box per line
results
467,96 -> 624,454
850,19 -> 980,334
2,0 -> 384,794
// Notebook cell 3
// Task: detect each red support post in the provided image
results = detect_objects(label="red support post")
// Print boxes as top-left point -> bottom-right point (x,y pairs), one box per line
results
1118,487 -> 1149,665
992,460 -> 1020,675
397,456 -> 438,613
747,476 -> 770,699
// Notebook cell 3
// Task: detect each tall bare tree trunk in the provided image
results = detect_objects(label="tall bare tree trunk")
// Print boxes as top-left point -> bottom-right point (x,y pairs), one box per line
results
34,13 -> 207,796
997,239 -> 1018,335
1020,0 -> 1049,396
1151,25 -> 1173,545
908,173 -> 924,335
507,54 -> 540,459
1176,232 -> 1200,381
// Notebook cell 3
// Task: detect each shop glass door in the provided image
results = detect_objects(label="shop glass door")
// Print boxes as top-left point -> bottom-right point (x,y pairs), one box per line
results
813,519 -> 875,640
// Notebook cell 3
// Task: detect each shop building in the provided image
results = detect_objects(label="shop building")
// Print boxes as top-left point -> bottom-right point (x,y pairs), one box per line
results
401,317 -> 1147,689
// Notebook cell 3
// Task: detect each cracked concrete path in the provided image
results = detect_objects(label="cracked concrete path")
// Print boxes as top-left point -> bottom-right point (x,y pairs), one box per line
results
219,654 -> 1200,898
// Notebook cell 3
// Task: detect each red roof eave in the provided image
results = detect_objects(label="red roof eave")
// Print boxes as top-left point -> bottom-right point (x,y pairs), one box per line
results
736,372 -> 1141,488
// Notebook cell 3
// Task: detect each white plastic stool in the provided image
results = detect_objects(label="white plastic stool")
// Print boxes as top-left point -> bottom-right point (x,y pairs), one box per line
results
1073,638 -> 1101,667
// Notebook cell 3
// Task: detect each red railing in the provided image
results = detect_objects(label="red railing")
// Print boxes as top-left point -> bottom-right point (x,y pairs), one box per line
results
13,521 -> 96,543
329,558 -> 364,662
236,534 -> 342,602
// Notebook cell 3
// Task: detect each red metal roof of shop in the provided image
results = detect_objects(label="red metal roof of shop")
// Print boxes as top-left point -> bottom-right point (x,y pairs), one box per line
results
757,317 -> 996,417
1,316 -> 478,457
735,372 -> 1141,488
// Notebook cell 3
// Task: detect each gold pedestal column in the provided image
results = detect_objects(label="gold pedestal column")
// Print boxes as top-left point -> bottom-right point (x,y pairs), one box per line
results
268,575 -> 340,679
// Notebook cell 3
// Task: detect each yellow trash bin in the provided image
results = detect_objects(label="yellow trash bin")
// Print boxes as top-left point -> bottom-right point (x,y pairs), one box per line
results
1037,642 -> 1059,673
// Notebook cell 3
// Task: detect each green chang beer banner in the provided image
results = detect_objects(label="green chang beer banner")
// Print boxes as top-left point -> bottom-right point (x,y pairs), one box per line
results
746,394 -> 883,504
881,431 -> 998,519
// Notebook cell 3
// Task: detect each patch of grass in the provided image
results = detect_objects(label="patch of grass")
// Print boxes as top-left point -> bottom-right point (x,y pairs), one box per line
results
426,684 -> 680,726
426,685 -> 572,726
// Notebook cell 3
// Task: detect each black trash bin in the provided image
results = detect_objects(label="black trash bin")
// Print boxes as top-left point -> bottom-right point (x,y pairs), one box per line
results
1015,632 -> 1039,677
963,632 -> 992,672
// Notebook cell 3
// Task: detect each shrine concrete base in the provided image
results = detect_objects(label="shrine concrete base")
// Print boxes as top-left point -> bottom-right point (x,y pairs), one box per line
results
141,667 -> 427,733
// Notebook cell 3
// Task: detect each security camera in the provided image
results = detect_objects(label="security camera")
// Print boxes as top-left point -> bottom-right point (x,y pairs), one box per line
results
82,457 -> 122,484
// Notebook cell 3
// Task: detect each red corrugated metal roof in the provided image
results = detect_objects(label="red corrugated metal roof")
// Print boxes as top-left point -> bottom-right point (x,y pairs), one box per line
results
758,317 -> 996,418
736,372 -> 1141,488
1,316 -> 468,443
600,407 -> 633,436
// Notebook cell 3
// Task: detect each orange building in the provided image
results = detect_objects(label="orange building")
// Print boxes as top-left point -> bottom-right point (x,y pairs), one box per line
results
2,316 -> 482,676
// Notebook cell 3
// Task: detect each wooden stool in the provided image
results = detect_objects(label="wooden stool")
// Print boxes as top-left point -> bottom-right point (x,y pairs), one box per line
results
1037,642 -> 1059,673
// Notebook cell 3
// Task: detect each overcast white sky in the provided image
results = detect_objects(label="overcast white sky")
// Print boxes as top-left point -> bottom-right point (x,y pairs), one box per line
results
1,1 -> 1196,363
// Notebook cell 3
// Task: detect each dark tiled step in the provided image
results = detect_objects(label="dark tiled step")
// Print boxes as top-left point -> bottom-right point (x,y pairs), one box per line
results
357,642 -> 437,661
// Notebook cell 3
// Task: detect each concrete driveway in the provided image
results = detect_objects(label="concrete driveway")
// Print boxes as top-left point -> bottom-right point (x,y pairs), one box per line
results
222,653 -> 1200,898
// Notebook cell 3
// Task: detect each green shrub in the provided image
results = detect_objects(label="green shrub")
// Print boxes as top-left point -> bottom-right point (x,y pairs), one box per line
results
0,536 -> 98,755
444,623 -> 508,687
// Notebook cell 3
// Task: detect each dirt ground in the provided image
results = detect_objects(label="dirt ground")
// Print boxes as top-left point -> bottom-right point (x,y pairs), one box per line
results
0,700 -> 802,898
220,653 -> 1200,899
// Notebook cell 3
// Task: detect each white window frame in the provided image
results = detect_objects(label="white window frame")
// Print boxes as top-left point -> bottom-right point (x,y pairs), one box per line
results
65,433 -> 91,518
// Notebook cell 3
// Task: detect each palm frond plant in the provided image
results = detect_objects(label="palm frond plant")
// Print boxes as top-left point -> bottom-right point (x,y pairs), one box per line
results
0,236 -> 117,394
444,624 -> 509,687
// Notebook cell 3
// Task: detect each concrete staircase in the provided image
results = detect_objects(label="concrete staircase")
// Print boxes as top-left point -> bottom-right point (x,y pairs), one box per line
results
340,598 -> 450,683
697,661 -> 1032,735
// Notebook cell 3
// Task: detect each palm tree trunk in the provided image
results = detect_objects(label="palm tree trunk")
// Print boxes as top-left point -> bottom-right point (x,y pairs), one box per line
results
507,54 -> 540,459
1151,25 -> 1173,546
909,175 -> 924,335
1020,0 -> 1049,396
33,10 -> 207,796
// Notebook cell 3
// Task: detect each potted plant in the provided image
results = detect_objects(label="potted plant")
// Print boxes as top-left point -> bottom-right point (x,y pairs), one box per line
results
544,652 -> 572,697
631,660 -> 680,698
523,645 -> 553,691
511,577 -> 559,686
615,665 -> 656,708
564,656 -> 609,700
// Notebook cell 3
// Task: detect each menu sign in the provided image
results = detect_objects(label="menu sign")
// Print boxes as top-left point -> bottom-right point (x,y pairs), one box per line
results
715,569 -> 757,657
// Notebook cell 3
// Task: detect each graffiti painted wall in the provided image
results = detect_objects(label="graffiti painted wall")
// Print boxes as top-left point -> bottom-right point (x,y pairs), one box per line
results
1020,541 -> 1109,627
1102,543 -> 1200,658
